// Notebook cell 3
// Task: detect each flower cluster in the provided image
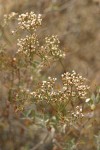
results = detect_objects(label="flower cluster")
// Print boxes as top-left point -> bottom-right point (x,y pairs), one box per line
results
17,34 -> 39,55
32,71 -> 89,114
14,12 -> 66,68
62,70 -> 90,99
32,77 -> 57,103
31,71 -> 89,125
18,12 -> 42,31
4,12 -> 17,25
72,105 -> 84,119
44,35 -> 65,58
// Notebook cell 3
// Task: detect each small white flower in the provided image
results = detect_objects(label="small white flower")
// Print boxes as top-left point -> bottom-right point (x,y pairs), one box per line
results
85,98 -> 91,103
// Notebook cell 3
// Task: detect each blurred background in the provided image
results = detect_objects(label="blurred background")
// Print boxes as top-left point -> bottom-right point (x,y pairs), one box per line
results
0,0 -> 100,90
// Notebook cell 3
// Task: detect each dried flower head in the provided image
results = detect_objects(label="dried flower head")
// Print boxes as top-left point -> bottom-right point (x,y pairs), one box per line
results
62,70 -> 90,99
72,105 -> 84,119
44,35 -> 65,58
17,34 -> 39,55
18,12 -> 42,31
33,77 -> 57,103
4,12 -> 18,25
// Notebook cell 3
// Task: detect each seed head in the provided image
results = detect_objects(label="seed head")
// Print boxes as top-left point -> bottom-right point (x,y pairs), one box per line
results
18,12 -> 42,31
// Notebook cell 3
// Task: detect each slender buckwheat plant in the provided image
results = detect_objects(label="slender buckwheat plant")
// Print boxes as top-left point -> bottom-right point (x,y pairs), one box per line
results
0,11 -> 97,150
